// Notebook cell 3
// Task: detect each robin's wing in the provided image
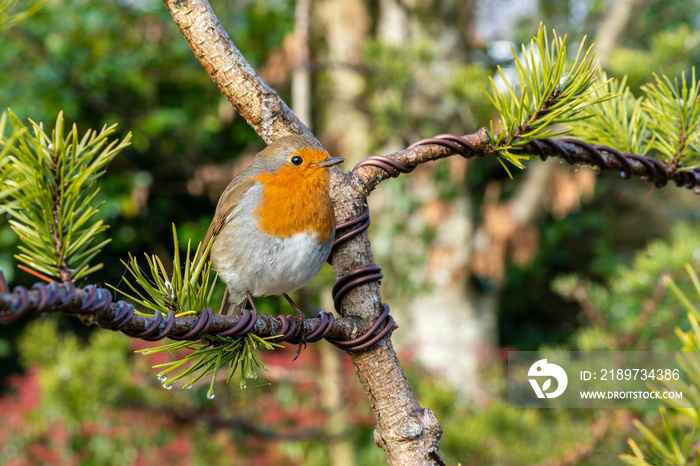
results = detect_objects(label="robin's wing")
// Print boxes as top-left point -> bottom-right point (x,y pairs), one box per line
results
201,174 -> 257,256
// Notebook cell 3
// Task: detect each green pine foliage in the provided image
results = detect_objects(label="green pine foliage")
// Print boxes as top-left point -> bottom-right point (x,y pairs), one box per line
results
142,333 -> 282,398
111,224 -> 216,317
111,225 -> 282,395
1,110 -> 130,282
0,112 -> 23,213
569,70 -> 700,171
482,23 -> 610,171
642,70 -> 700,170
486,24 -> 700,173
567,75 -> 650,156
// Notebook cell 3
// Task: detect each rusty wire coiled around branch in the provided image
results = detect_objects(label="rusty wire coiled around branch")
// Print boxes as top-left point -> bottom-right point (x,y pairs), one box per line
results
401,133 -> 699,192
325,133 -> 493,350
0,270 -> 351,347
327,201 -> 396,351
4,133 -> 693,354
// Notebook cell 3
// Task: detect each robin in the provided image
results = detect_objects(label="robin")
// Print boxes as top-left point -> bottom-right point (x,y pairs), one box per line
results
202,134 -> 344,316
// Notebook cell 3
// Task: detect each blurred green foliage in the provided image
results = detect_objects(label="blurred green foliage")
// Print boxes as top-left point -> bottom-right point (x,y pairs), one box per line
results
363,39 -> 495,143
554,223 -> 700,351
0,317 -> 645,465
18,318 -> 133,424
0,0 -> 295,281
607,25 -> 700,93
620,266 -> 700,464
3,317 -> 381,465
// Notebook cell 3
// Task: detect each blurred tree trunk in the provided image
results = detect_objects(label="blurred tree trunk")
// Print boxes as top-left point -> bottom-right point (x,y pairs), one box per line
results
315,0 -> 371,162
320,343 -> 357,466
292,0 -> 312,126
594,0 -> 642,66
317,289 -> 356,466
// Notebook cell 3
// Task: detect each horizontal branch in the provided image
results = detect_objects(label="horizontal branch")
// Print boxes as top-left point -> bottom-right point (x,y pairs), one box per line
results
348,131 -> 700,198
0,277 -> 378,344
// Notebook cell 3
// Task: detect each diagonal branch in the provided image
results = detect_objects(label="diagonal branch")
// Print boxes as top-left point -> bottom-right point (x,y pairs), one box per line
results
161,0 -> 313,144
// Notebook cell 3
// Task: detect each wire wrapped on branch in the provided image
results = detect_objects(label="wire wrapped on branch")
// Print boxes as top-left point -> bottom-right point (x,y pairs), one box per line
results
0,271 -> 381,350
349,132 -> 700,196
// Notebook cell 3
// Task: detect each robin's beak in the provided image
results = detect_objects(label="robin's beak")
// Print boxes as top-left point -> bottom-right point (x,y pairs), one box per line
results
315,157 -> 344,168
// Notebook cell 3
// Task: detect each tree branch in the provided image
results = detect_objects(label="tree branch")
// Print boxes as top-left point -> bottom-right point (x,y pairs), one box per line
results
349,132 -> 700,197
0,279 -> 375,342
161,0 -> 313,144
6,2 -> 693,464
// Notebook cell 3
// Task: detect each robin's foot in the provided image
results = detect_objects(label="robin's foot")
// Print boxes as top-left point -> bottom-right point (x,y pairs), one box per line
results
283,293 -> 307,360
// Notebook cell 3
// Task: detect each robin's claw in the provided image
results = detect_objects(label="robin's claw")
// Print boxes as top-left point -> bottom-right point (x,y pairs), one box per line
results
284,293 -> 308,360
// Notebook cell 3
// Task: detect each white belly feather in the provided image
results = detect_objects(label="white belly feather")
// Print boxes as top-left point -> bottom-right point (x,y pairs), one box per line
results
210,182 -> 333,306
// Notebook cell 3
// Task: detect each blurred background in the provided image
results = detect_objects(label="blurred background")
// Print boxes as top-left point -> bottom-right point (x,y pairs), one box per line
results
1,0 -> 700,464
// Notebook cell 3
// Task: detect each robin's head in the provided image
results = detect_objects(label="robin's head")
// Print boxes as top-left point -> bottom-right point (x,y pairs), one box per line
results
250,135 -> 343,240
250,135 -> 344,176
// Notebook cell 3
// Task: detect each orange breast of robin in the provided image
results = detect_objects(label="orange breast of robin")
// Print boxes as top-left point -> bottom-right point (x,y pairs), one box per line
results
252,149 -> 335,241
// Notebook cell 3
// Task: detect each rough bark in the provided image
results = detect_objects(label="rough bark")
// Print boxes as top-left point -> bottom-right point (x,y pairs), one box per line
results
159,1 -> 699,462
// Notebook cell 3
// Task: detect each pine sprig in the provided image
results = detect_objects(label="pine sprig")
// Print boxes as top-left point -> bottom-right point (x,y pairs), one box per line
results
482,23 -> 610,171
0,0 -> 53,32
620,265 -> 700,465
115,225 -> 283,396
0,112 -> 25,213
642,69 -> 700,170
3,110 -> 131,282
568,75 -> 650,157
109,224 -> 216,316
139,334 -> 283,398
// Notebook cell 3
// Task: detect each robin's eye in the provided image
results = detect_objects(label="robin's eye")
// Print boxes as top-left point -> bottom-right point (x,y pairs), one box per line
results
291,156 -> 303,166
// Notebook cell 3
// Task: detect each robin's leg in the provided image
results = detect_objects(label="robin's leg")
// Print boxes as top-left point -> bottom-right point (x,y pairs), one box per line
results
245,290 -> 258,312
218,289 -> 258,315
283,293 -> 307,359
